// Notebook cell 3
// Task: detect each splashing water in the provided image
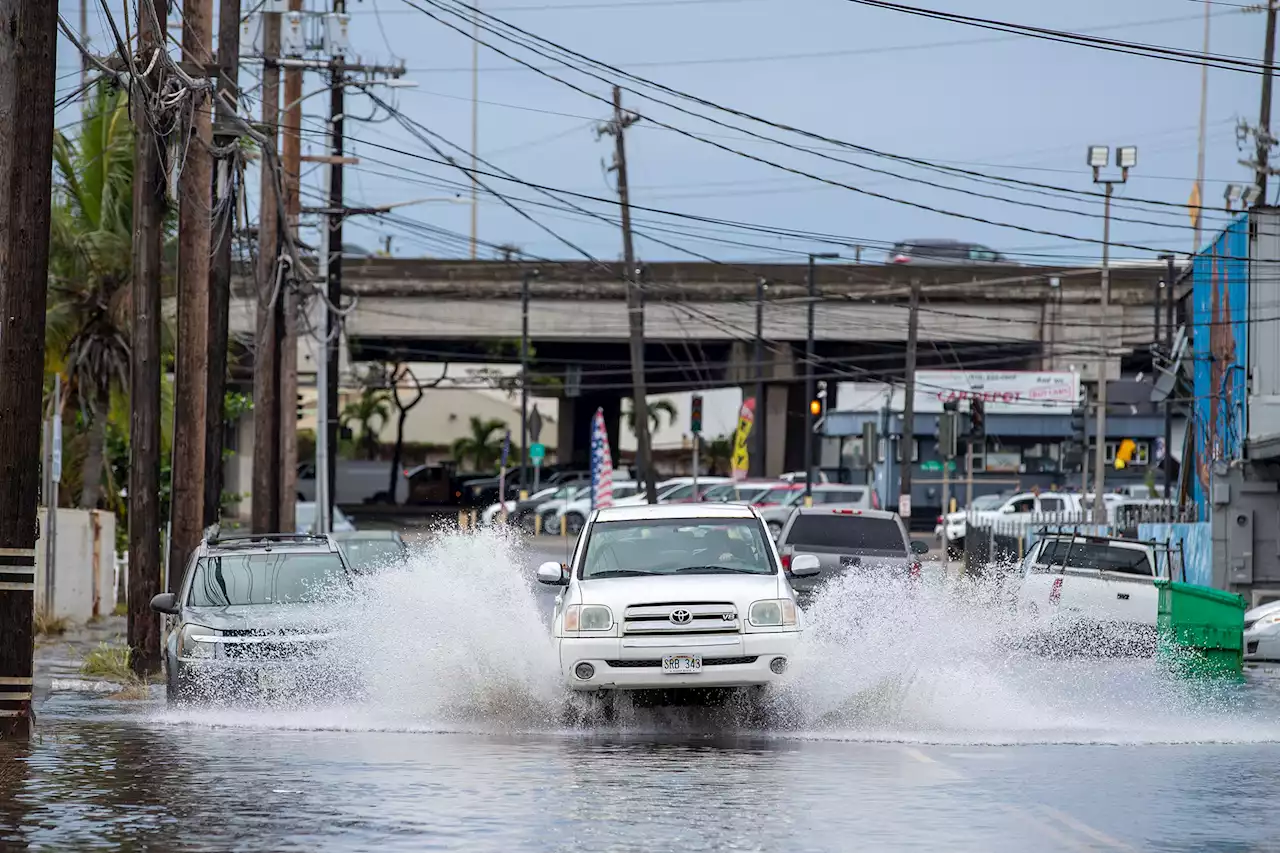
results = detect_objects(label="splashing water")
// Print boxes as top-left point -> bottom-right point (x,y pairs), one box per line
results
780,566 -> 1280,744
160,538 -> 1280,745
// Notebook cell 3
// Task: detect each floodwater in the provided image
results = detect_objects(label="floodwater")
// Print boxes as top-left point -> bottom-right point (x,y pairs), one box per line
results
6,529 -> 1280,852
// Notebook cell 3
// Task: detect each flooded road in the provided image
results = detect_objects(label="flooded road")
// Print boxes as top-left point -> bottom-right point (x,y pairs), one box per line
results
7,529 -> 1280,851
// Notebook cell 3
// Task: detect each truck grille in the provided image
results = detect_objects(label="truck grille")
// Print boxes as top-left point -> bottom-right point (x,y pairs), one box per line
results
604,656 -> 758,668
215,629 -> 330,660
622,602 -> 739,635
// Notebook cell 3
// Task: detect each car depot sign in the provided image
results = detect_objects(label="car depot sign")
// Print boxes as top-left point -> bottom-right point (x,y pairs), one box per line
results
915,370 -> 1080,411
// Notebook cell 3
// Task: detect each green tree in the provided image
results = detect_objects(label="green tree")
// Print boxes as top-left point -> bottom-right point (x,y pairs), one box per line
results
340,386 -> 393,460
704,434 -> 733,476
451,416 -> 508,471
46,85 -> 142,509
624,398 -> 678,435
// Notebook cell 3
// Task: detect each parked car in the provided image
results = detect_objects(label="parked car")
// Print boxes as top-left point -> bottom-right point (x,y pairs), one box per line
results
1245,599 -> 1280,662
889,239 -> 1011,265
1014,532 -> 1162,656
535,502 -> 816,704
702,481 -> 781,504
966,491 -> 1085,534
481,484 -> 561,527
295,502 -> 356,534
759,484 -> 877,538
938,493 -> 1008,555
775,507 -> 927,605
297,460 -> 408,505
331,530 -> 408,573
552,481 -> 642,536
150,533 -> 355,704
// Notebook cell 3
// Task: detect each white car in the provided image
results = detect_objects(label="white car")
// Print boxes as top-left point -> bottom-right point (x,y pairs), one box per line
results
1245,599 -> 1280,662
552,481 -> 641,535
968,490 -> 1086,532
938,493 -> 1006,551
536,503 -> 819,693
1015,532 -> 1161,655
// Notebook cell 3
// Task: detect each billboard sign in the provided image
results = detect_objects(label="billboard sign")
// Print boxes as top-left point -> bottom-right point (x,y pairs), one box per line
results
914,370 -> 1079,411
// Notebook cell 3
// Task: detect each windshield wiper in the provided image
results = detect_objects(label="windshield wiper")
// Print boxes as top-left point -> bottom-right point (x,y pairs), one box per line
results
674,566 -> 763,575
586,570 -> 659,578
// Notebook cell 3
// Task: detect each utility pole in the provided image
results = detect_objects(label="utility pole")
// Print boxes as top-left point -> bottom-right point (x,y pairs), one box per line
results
128,0 -> 167,677
470,2 -> 480,259
805,253 -> 838,505
1194,0 -> 1211,251
1087,145 -> 1135,521
0,0 -> 57,740
1161,254 -> 1178,497
520,269 -> 537,498
252,9 -> 283,534
204,0 -> 242,531
325,38 -> 346,528
603,86 -> 656,504
79,0 -> 89,90
278,0 -> 305,535
169,0 -> 214,590
898,279 -> 921,520
754,277 -> 766,479
1256,0 -> 1278,199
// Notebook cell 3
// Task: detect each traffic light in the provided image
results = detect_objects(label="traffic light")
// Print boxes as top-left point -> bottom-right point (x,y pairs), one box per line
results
938,412 -> 959,460
1114,438 -> 1137,469
969,398 -> 986,442
1070,406 -> 1087,440
810,380 -> 827,417
690,394 -> 703,435
297,393 -> 305,421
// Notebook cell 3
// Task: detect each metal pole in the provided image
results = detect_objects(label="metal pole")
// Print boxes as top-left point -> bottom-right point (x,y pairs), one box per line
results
326,46 -> 345,527
965,435 -> 974,508
899,279 -> 921,520
520,270 -> 530,499
1093,183 -> 1112,520
1163,253 -> 1177,497
804,256 -> 816,506
692,436 -> 700,502
1194,0 -> 1211,251
469,2 -> 479,258
754,277 -> 766,478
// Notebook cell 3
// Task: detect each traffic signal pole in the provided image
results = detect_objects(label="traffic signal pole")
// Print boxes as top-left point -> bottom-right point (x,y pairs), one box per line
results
691,394 -> 703,499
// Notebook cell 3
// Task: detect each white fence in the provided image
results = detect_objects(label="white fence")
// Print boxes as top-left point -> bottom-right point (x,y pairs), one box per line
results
34,508 -> 117,623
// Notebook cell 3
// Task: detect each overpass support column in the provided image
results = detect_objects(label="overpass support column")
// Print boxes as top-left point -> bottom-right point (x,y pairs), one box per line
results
556,393 -> 621,471
728,341 -> 795,478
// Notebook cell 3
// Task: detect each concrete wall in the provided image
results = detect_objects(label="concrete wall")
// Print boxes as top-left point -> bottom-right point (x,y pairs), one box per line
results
34,508 -> 117,624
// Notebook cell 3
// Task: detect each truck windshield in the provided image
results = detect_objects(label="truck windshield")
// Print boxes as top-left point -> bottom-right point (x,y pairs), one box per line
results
785,515 -> 905,552
580,518 -> 776,578
1036,540 -> 1154,577
187,553 -> 349,606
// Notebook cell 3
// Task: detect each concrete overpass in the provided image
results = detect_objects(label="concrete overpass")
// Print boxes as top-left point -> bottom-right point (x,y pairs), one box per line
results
227,259 -> 1176,473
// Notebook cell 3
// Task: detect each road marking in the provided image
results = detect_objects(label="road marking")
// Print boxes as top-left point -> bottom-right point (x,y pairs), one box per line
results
997,804 -> 1095,852
900,746 -> 966,780
1037,805 -> 1137,851
902,747 -> 936,764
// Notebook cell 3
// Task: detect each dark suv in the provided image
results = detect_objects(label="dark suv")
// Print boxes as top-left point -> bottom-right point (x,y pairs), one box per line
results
776,507 -> 929,603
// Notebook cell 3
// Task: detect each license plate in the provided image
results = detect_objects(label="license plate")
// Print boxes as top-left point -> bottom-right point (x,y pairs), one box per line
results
662,654 -> 702,674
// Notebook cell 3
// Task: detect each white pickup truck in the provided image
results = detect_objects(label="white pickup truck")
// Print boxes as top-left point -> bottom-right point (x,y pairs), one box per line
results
1014,532 -> 1164,655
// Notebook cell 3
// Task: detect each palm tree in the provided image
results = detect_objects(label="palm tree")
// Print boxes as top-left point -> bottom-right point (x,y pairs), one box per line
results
46,84 -> 139,509
451,416 -> 508,471
705,434 -> 733,476
624,398 -> 678,435
340,386 -> 393,460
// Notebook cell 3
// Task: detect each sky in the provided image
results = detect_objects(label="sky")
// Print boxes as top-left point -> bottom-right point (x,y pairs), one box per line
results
55,0 -> 1262,267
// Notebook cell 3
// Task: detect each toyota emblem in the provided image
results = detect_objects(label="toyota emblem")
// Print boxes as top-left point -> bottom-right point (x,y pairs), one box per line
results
669,609 -> 692,625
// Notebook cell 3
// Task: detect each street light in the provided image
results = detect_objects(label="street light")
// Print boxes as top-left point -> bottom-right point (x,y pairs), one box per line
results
1225,183 -> 1263,212
1086,144 -> 1137,520
805,252 -> 840,506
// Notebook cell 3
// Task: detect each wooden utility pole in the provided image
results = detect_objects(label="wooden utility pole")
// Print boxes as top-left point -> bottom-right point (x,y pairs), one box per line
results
898,279 -> 921,520
1256,0 -> 1278,199
325,51 -> 346,527
279,0 -> 304,533
252,10 -> 284,534
204,0 -> 242,530
169,0 -> 214,590
128,0 -> 167,677
0,0 -> 57,740
604,86 -> 656,503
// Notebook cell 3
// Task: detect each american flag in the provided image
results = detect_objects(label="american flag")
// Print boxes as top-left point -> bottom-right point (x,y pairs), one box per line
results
590,407 -> 614,511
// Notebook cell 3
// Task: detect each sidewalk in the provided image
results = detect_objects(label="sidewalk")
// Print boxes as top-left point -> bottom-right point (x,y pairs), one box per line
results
33,614 -> 128,699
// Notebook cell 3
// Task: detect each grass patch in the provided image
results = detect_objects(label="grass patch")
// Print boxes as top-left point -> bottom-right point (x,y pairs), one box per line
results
112,602 -> 126,617
80,644 -> 135,683
34,610 -> 71,637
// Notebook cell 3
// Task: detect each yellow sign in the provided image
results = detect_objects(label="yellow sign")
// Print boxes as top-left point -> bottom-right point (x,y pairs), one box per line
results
1114,438 -> 1137,470
731,397 -> 756,481
1189,182 -> 1202,231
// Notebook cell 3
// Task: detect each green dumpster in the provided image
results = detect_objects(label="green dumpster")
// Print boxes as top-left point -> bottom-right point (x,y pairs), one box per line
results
1154,580 -> 1247,677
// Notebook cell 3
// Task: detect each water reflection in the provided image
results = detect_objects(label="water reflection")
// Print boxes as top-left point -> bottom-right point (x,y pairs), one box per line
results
0,740 -> 31,850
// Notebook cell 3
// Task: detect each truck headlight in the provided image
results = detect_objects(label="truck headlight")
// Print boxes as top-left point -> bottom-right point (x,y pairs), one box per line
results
749,599 -> 797,628
564,605 -> 613,632
181,624 -> 219,659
